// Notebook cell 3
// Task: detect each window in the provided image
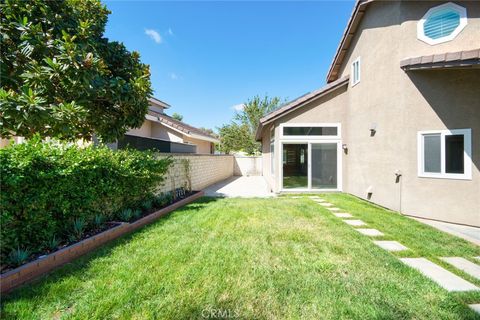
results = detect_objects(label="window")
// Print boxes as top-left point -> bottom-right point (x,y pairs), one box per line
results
281,124 -> 340,139
270,127 -> 275,175
418,129 -> 471,179
417,2 -> 467,45
351,57 -> 360,86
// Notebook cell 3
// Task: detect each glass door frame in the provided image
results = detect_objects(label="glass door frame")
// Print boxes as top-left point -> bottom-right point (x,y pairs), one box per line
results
279,140 -> 342,192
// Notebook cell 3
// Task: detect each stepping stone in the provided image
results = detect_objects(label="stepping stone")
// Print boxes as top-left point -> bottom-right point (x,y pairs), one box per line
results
469,304 -> 480,315
308,196 -> 320,199
374,241 -> 408,252
291,196 -> 302,198
334,213 -> 353,218
343,219 -> 366,227
356,228 -> 384,236
320,203 -> 333,207
327,207 -> 341,211
400,258 -> 479,292
440,257 -> 480,280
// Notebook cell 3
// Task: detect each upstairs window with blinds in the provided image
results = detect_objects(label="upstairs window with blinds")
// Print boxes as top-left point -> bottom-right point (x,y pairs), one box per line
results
417,3 -> 467,45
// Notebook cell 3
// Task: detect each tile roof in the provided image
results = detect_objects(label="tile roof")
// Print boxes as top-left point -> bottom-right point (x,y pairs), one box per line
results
148,110 -> 218,141
400,49 -> 480,70
326,0 -> 374,83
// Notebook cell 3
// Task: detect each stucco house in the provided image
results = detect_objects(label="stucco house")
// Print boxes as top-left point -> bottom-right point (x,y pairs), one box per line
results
256,1 -> 479,226
118,97 -> 219,154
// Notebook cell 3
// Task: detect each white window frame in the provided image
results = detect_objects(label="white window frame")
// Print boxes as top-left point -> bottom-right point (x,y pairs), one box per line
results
417,2 -> 468,45
270,127 -> 275,176
351,57 -> 361,86
278,123 -> 342,192
417,128 -> 472,180
280,123 -> 341,140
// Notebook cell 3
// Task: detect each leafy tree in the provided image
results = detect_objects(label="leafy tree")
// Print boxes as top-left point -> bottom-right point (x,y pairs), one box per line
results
0,0 -> 152,142
217,123 -> 255,155
171,112 -> 183,121
235,95 -> 281,136
218,95 -> 282,155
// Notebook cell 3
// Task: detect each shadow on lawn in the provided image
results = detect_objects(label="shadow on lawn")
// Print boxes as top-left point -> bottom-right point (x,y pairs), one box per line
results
1,197 -> 220,304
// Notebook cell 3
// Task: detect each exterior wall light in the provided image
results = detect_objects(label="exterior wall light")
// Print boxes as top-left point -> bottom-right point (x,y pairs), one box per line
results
370,123 -> 377,136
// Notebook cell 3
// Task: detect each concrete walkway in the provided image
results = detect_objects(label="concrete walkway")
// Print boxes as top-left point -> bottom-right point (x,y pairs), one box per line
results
204,176 -> 275,198
412,217 -> 480,246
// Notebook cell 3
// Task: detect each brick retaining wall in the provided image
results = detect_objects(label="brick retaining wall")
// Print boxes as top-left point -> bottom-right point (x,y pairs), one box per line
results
0,191 -> 204,294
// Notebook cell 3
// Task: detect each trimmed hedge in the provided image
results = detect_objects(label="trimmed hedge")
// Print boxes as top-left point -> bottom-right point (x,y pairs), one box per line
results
0,138 -> 172,264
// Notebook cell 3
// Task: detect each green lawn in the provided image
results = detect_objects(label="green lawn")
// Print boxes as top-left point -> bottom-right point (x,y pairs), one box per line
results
2,194 -> 480,319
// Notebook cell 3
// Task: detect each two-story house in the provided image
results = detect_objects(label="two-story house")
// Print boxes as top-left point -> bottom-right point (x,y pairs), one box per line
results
256,1 -> 479,226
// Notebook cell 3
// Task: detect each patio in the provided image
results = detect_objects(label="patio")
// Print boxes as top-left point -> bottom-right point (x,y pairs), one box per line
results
204,176 -> 275,198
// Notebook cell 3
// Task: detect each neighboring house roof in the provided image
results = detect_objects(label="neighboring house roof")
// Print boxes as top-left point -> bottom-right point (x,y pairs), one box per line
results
255,76 -> 349,141
148,97 -> 170,109
147,111 -> 219,143
326,0 -> 373,83
400,49 -> 480,71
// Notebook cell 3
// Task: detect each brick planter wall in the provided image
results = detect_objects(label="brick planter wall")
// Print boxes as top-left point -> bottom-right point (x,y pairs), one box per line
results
0,191 -> 204,294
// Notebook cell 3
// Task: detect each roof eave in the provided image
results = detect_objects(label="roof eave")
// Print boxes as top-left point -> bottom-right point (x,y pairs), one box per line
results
326,0 -> 374,83
255,76 -> 349,141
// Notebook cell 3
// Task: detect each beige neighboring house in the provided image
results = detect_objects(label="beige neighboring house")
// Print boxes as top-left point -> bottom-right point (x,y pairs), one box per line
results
117,97 -> 219,154
256,1 -> 480,226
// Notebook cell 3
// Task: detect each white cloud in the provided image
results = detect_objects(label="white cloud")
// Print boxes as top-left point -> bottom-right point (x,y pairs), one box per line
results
232,104 -> 245,111
169,72 -> 179,80
145,29 -> 162,44
167,28 -> 174,36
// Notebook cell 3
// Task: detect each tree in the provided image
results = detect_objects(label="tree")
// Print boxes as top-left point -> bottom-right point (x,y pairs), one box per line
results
217,123 -> 255,155
234,95 -> 281,137
218,95 -> 282,155
171,112 -> 183,121
0,0 -> 152,142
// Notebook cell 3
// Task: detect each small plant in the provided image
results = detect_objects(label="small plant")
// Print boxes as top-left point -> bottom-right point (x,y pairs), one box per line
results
46,236 -> 60,251
72,218 -> 86,240
118,208 -> 133,222
141,199 -> 153,212
132,209 -> 142,220
93,214 -> 105,229
153,193 -> 165,208
8,248 -> 30,267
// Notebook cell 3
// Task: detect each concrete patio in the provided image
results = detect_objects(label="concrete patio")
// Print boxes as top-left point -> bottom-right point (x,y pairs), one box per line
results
204,176 -> 275,198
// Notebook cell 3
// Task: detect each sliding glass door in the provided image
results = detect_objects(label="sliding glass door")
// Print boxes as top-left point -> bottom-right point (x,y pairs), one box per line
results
282,144 -> 308,189
281,142 -> 340,191
311,143 -> 337,189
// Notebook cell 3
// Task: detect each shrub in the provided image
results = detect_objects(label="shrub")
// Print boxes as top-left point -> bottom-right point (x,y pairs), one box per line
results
0,138 -> 172,262
93,214 -> 105,229
72,218 -> 86,241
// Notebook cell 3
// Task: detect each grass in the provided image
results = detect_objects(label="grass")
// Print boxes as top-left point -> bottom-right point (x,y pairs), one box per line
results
2,195 -> 480,319
283,175 -> 308,188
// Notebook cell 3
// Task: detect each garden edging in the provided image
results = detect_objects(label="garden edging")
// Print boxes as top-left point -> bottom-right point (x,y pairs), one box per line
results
0,191 -> 204,294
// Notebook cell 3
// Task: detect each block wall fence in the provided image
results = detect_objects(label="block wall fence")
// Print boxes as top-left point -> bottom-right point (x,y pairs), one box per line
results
157,154 -> 235,193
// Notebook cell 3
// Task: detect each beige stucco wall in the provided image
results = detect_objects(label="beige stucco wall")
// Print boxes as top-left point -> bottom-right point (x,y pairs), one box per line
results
127,120 -> 152,138
156,154 -> 234,193
150,122 -> 183,143
261,0 -> 480,226
183,136 -> 213,154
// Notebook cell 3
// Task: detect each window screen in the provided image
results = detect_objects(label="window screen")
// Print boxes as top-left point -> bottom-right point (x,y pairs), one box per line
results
424,8 -> 460,40
423,134 -> 441,173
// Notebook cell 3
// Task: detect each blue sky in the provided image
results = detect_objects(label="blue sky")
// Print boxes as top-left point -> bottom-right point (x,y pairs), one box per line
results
104,1 -> 355,130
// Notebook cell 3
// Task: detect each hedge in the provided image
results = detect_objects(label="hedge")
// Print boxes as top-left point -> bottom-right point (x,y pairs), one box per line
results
0,138 -> 172,264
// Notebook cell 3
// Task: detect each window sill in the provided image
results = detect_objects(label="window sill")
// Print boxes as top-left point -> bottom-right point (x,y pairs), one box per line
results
418,173 -> 472,181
